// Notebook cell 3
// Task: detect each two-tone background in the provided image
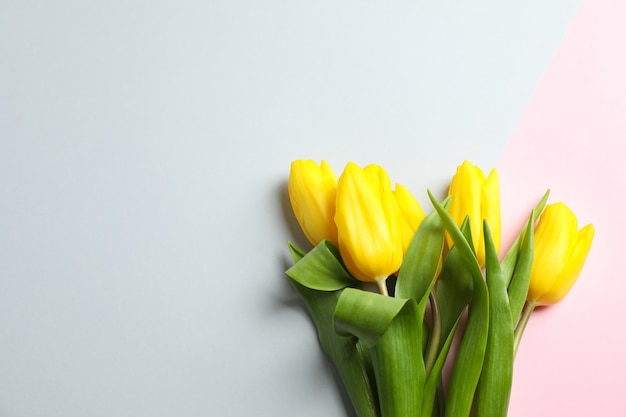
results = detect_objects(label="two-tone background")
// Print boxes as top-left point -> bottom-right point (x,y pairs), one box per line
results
1,1 -> 624,416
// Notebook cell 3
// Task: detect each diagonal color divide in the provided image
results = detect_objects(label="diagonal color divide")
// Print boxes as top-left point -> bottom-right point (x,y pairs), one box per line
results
498,0 -> 626,416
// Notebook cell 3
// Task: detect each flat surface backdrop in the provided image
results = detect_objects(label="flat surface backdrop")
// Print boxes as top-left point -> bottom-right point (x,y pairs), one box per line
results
3,1 -> 624,416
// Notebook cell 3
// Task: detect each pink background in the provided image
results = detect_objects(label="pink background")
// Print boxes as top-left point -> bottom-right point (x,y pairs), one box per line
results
499,0 -> 626,414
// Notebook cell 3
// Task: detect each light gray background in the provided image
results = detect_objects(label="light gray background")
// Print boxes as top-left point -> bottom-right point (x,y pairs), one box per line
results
1,1 -> 580,416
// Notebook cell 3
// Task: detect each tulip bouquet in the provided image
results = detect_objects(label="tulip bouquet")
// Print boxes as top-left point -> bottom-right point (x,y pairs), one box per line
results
284,160 -> 594,417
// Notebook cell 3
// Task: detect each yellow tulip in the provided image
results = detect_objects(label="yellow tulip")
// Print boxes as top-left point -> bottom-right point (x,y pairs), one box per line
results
334,162 -> 406,291
288,160 -> 339,246
394,183 -> 426,254
527,202 -> 594,305
446,160 -> 500,268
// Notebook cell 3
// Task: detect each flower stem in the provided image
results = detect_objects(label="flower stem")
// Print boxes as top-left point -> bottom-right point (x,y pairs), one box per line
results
376,278 -> 389,296
513,300 -> 536,357
425,291 -> 441,374
436,377 -> 446,417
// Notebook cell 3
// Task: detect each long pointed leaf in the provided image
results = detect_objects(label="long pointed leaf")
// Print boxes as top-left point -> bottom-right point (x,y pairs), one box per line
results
428,191 -> 481,276
396,198 -> 448,305
428,190 -> 489,417
436,218 -> 474,349
501,189 -> 549,286
507,213 -> 535,325
475,222 -> 514,417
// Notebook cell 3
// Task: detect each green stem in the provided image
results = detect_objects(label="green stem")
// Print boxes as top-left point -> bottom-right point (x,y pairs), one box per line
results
436,375 -> 446,417
513,300 -> 536,357
425,291 -> 441,374
376,278 -> 389,296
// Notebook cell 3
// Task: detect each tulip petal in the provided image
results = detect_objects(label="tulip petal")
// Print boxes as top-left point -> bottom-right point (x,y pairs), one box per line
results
481,168 -> 501,258
335,162 -> 403,282
288,160 -> 338,246
527,203 -> 578,302
537,223 -> 594,305
446,161 -> 499,268
394,183 -> 426,253
447,162 -> 484,252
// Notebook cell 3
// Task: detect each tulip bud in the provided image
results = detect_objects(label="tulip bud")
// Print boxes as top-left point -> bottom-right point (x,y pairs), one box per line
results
334,162 -> 406,286
527,202 -> 594,305
288,160 -> 339,246
394,183 -> 426,254
446,160 -> 501,267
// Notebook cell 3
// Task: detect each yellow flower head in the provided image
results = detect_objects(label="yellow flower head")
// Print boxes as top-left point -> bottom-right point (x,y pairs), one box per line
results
288,160 -> 339,246
528,202 -> 594,305
446,160 -> 500,268
394,183 -> 426,254
334,162 -> 407,283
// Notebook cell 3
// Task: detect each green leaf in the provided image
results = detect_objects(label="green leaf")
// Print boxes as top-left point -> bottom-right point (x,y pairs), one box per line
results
422,312 -> 460,417
395,199 -> 448,399
430,226 -> 472,417
427,190 -> 489,417
335,288 -> 425,417
286,241 -> 378,417
288,241 -> 307,264
396,199 -> 448,306
288,281 -> 380,417
474,222 -> 514,417
507,213 -> 535,325
501,189 -> 549,287
427,191 -> 480,276
286,240 -> 357,291
436,218 -> 474,348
